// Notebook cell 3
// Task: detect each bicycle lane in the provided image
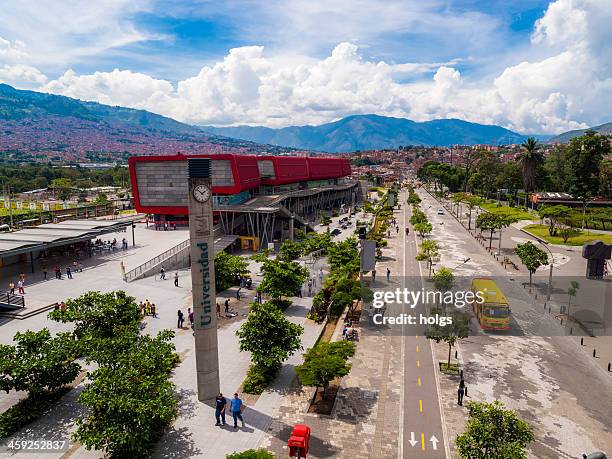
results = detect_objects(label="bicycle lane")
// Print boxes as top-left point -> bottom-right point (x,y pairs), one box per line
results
401,194 -> 448,459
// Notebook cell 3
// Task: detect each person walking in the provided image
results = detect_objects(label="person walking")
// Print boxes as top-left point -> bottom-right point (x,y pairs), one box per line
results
8,280 -> 15,295
177,309 -> 184,328
174,272 -> 179,287
17,279 -> 25,294
139,301 -> 145,317
55,264 -> 61,279
458,380 -> 466,406
224,298 -> 230,314
307,279 -> 313,296
151,303 -> 157,318
66,266 -> 73,279
236,287 -> 241,301
160,266 -> 166,280
214,393 -> 227,426
216,302 -> 221,317
386,267 -> 391,283
229,393 -> 245,428
42,264 -> 48,280
188,308 -> 194,327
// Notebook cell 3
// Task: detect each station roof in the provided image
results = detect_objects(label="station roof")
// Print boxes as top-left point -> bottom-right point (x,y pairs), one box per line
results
0,217 -> 141,258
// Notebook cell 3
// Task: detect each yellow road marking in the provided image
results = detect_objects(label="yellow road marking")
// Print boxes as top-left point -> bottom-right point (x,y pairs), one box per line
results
419,400 -> 423,412
417,360 -> 420,368
417,377 -> 421,386
416,345 -> 420,353
421,432 -> 425,450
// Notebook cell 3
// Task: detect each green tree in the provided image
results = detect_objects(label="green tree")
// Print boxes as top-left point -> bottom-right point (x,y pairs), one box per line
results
463,196 -> 483,230
0,329 -> 80,396
94,192 -> 109,204
495,162 -> 523,199
409,208 -> 428,226
279,239 -> 305,261
74,332 -> 178,459
407,191 -> 421,205
476,213 -> 514,251
514,242 -> 548,286
48,291 -> 139,342
295,341 -> 356,396
566,280 -> 580,319
566,130 -> 609,200
431,267 -> 455,310
320,212 -> 332,225
215,251 -> 250,292
456,400 -> 534,459
425,308 -> 469,367
543,145 -> 572,192
250,248 -> 271,263
327,238 -> 360,276
517,137 -> 543,192
538,205 -> 571,236
416,239 -> 439,277
258,259 -> 309,301
414,221 -> 433,237
236,301 -> 303,371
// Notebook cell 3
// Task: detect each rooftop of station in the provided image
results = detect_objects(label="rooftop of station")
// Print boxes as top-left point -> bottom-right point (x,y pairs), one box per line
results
0,217 -> 142,258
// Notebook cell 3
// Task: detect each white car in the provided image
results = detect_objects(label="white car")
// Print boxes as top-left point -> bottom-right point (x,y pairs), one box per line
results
437,209 -> 444,215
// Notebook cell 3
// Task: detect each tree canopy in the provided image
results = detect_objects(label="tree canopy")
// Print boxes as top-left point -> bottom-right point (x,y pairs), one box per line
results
236,301 -> 303,370
258,258 -> 309,300
295,341 -> 356,396
456,400 -> 534,459
514,242 -> 548,285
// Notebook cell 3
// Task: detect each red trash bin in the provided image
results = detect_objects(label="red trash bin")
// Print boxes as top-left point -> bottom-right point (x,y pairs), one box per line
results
288,424 -> 311,458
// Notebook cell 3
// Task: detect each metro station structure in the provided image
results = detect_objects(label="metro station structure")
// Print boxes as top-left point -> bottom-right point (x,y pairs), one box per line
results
129,154 -> 357,250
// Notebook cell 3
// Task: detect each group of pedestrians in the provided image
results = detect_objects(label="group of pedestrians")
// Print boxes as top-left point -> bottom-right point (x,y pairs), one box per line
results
158,267 -> 181,288
177,307 -> 194,331
50,262 -> 83,280
214,393 -> 246,429
139,299 -> 158,318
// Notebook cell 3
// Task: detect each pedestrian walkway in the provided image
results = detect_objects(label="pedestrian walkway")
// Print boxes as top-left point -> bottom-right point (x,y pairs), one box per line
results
260,203 -> 407,459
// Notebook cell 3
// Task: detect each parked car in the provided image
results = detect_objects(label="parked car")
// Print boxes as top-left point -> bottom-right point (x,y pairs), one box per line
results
437,209 -> 444,215
330,228 -> 342,236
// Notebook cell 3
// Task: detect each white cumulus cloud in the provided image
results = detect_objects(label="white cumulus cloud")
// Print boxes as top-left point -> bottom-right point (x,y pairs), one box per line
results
13,0 -> 612,134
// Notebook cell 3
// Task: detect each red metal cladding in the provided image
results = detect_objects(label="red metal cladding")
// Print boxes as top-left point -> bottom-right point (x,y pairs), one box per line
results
307,157 -> 347,180
129,153 -> 350,215
257,155 -> 310,185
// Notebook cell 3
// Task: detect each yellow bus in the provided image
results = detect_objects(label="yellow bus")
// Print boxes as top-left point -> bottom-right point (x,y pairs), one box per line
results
470,278 -> 511,331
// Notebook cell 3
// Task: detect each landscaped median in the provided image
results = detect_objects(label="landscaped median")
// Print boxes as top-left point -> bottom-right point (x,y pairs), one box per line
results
522,224 -> 612,246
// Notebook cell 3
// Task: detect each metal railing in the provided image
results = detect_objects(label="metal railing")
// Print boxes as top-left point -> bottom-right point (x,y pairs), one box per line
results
124,239 -> 190,282
0,292 -> 25,308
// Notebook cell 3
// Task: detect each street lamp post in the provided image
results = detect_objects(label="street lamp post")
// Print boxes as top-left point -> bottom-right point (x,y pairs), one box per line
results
538,240 -> 554,301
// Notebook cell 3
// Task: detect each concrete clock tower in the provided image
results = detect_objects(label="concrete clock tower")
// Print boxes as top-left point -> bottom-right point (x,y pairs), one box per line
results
187,158 -> 220,401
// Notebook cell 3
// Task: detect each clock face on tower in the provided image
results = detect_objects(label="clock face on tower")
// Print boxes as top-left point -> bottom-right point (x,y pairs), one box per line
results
193,184 -> 211,203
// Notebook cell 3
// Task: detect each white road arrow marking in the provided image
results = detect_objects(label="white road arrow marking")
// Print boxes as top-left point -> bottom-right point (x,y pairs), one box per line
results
408,432 -> 417,447
430,435 -> 439,450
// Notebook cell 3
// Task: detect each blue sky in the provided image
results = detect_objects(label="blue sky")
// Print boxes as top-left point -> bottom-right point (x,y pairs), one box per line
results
0,0 -> 610,133
56,0 -> 551,81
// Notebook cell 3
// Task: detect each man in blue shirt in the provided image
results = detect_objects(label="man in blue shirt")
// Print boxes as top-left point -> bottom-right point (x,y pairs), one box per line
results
214,393 -> 226,426
229,393 -> 245,428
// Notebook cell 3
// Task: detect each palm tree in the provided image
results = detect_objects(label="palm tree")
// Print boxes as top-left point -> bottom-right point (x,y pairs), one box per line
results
517,137 -> 543,192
